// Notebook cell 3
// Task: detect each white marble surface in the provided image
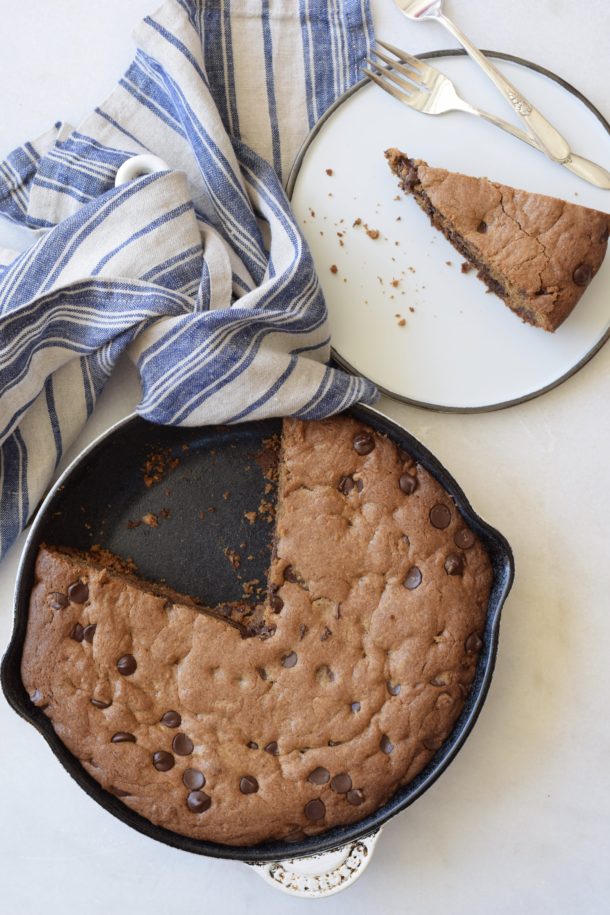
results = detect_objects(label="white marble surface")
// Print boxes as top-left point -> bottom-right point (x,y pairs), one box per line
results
1,1 -> 609,912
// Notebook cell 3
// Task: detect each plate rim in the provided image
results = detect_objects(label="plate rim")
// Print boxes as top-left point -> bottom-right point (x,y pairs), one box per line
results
286,48 -> 610,414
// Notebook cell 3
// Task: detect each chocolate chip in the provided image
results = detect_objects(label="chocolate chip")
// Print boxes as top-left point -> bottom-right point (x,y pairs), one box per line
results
70,623 -> 84,642
328,740 -> 342,747
356,478 -> 364,492
380,735 -> 394,754
282,651 -> 298,668
117,654 -> 137,676
454,528 -> 475,550
172,733 -> 194,756
152,751 -> 175,772
573,263 -> 593,286
82,624 -> 97,643
423,736 -> 444,751
91,698 -> 111,709
304,798 -> 326,821
283,565 -> 298,583
307,767 -> 330,785
465,632 -> 483,653
444,553 -> 464,575
330,773 -> 352,793
387,681 -> 401,696
351,701 -> 361,713
399,473 -> 418,494
67,580 -> 89,604
186,790 -> 211,813
353,432 -> 375,455
48,592 -> 68,610
270,594 -> 284,613
404,164 -> 419,187
430,675 -> 448,687
338,475 -> 355,494
110,786 -> 131,797
183,768 -> 205,790
404,566 -> 422,590
258,622 -> 277,640
320,627 -> 332,641
347,789 -> 364,806
247,741 -> 259,750
430,504 -> 451,529
160,710 -> 181,728
257,667 -> 268,681
477,221 -> 487,233
239,775 -> 259,794
111,732 -> 136,743
264,741 -> 279,756
299,624 -> 308,640
29,688 -> 45,706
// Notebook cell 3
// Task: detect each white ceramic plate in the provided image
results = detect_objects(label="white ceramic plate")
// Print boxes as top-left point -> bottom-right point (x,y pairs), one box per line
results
288,51 -> 610,411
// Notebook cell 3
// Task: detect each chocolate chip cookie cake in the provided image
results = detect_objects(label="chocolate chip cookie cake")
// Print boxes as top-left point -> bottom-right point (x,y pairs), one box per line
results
22,416 -> 493,846
386,148 -> 610,332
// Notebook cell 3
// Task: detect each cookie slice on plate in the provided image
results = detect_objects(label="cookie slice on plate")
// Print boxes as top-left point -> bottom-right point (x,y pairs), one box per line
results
386,149 -> 609,332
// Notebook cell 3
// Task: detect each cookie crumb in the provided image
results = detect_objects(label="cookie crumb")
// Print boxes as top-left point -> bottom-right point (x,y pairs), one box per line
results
325,168 -> 333,176
330,264 -> 338,274
224,548 -> 241,570
461,261 -> 473,274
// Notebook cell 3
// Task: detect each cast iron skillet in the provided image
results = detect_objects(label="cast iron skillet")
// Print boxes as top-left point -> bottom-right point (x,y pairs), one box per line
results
1,404 -> 514,863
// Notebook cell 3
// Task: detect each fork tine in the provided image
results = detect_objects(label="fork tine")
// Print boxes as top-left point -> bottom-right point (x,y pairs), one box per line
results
364,58 -> 417,98
361,67 -> 414,105
370,47 -> 424,87
376,39 -> 426,72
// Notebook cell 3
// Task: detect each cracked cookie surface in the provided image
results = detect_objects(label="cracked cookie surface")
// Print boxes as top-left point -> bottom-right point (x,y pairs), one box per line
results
22,417 -> 492,846
386,148 -> 609,331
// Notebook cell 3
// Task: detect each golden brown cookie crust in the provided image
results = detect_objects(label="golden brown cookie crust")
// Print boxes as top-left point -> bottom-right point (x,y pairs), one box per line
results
22,417 -> 492,845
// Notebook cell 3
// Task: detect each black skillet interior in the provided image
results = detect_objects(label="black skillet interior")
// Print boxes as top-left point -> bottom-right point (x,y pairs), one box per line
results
1,404 -> 514,863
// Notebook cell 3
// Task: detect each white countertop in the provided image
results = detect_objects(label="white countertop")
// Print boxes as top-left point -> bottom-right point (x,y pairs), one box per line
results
1,2 -> 609,912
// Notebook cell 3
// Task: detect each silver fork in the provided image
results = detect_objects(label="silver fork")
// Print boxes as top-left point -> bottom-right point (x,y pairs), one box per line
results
363,41 -> 610,190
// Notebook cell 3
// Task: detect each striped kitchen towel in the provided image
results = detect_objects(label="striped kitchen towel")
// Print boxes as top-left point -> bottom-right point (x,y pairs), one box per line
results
0,0 -> 378,559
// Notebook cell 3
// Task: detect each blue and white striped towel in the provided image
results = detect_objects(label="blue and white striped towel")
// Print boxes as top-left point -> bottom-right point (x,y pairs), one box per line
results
0,0 -> 378,559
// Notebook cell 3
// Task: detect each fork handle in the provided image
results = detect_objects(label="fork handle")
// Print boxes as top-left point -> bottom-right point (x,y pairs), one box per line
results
465,106 -> 610,189
436,12 -> 571,163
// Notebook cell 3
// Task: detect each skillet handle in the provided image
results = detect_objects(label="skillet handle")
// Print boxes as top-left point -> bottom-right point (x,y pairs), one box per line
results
248,829 -> 381,897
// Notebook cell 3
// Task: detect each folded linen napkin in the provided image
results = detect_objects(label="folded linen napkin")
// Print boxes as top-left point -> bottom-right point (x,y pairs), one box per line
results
0,0 -> 377,558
